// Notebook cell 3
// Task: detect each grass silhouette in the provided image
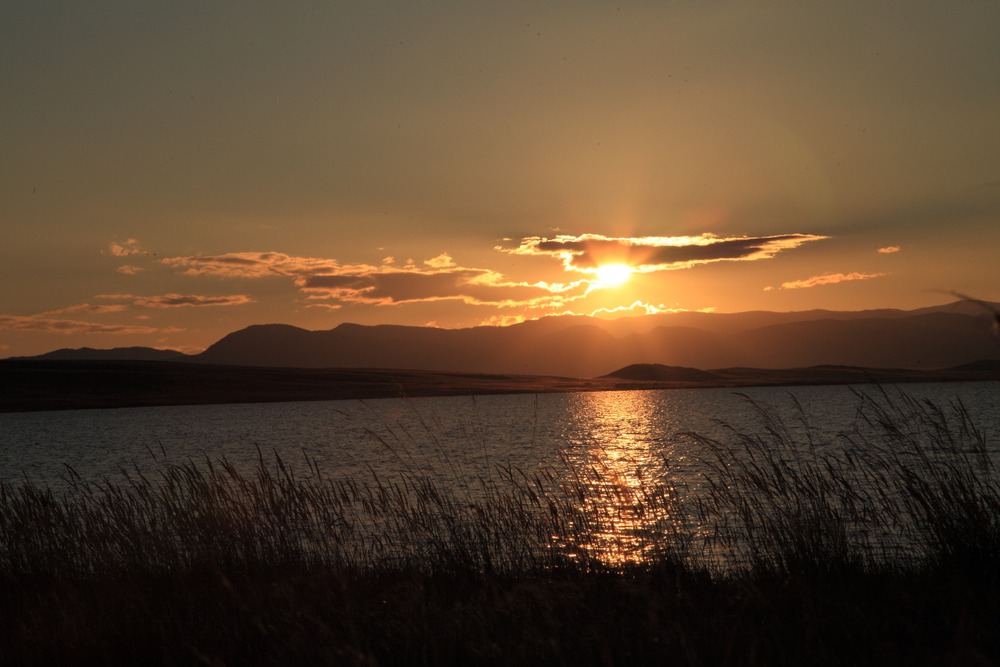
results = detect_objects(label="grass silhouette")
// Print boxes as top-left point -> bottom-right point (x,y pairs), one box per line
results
2,387 -> 998,665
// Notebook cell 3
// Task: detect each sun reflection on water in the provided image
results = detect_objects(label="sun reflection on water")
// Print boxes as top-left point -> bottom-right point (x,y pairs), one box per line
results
552,390 -> 687,567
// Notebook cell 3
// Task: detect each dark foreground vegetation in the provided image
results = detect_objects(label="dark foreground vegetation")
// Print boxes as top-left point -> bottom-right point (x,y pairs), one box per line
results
2,388 -> 999,665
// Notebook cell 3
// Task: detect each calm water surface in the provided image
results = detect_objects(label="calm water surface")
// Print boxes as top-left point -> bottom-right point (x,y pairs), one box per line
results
3,381 -> 999,567
3,382 -> 998,491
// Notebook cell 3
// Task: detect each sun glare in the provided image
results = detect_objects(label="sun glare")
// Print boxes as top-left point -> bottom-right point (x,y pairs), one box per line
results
594,263 -> 634,288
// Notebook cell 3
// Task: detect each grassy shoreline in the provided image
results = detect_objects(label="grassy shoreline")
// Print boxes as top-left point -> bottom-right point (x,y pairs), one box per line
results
3,388 -> 999,664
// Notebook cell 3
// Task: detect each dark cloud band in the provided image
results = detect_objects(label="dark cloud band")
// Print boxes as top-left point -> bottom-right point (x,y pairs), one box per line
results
504,233 -> 827,272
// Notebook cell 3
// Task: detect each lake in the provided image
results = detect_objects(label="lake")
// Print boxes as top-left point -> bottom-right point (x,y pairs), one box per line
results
3,381 -> 999,568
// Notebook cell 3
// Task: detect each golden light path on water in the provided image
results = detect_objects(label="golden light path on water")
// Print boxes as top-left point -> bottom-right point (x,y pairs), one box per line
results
553,390 -> 689,567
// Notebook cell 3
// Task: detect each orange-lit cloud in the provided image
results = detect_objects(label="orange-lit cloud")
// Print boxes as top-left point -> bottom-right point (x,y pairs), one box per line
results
588,301 -> 672,317
774,272 -> 886,290
501,233 -> 827,273
0,291 -> 251,337
160,234 -> 827,315
98,293 -> 255,308
301,267 -> 588,308
480,314 -> 528,327
107,238 -> 147,257
878,246 -> 901,254
161,252 -> 347,279
423,253 -> 456,269
0,315 -> 171,335
40,303 -> 130,316
117,265 -> 144,275
163,251 -> 590,309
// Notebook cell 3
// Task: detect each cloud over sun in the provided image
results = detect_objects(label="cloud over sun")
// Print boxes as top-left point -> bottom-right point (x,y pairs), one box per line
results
500,233 -> 828,274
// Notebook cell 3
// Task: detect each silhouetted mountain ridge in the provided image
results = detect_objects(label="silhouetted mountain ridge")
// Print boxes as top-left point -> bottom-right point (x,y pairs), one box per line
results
9,301 -> 999,376
192,301 -> 1000,376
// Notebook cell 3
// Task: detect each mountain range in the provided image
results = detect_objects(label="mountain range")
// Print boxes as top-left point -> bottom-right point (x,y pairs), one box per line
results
15,300 -> 1000,377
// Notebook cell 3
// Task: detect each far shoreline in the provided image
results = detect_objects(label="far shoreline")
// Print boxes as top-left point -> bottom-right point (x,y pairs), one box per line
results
2,358 -> 999,413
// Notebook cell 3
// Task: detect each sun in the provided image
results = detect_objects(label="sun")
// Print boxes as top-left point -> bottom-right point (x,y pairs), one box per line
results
593,263 -> 634,288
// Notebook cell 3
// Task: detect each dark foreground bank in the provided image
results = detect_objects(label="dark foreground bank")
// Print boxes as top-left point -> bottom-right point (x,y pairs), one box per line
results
3,358 -> 999,412
6,562 -> 997,666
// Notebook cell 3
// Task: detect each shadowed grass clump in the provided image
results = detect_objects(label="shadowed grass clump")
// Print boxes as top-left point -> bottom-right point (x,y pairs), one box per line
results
1,387 -> 999,665
683,388 -> 1000,577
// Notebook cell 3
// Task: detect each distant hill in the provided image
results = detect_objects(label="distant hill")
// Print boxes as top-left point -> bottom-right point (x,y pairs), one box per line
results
17,346 -> 188,362
603,364 -> 719,382
191,301 -> 1000,376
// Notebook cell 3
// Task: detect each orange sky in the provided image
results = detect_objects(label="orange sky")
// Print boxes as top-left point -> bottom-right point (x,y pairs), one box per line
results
2,2 -> 999,357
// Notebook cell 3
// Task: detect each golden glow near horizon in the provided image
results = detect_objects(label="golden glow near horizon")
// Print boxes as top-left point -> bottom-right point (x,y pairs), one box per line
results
2,3 -> 1000,356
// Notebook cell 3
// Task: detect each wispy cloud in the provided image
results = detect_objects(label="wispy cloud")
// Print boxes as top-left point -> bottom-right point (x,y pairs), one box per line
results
773,272 -> 886,290
588,301 -> 672,317
0,291 -> 248,338
878,246 -> 901,254
116,265 -> 144,275
0,315 -> 171,335
40,303 -> 129,316
106,238 -> 147,257
0,293 -> 232,335
423,253 -> 456,269
479,314 -> 528,327
97,293 -> 255,308
163,251 -> 589,309
300,267 -> 588,308
159,234 -> 825,314
500,233 -> 827,273
160,252 -> 347,279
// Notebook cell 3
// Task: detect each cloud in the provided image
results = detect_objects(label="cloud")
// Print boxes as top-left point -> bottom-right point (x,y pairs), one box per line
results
97,293 -> 255,308
161,252 -> 349,279
301,266 -> 587,308
164,250 -> 589,310
878,246 -> 901,254
40,303 -> 129,316
165,237 -> 826,314
0,293 -> 242,336
588,301 -> 672,317
775,272 -> 886,290
107,238 -> 146,257
423,253 -> 456,269
0,315 -> 172,335
117,265 -> 144,275
500,233 -> 827,273
480,314 -> 527,327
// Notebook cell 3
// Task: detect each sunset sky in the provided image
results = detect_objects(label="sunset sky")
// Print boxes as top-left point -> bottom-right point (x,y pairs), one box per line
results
3,1 -> 999,357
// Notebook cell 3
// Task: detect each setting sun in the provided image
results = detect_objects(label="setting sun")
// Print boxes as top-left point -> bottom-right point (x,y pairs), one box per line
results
594,263 -> 634,288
